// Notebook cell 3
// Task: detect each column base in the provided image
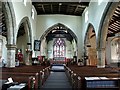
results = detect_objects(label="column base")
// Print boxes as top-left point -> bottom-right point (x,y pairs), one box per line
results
25,60 -> 32,65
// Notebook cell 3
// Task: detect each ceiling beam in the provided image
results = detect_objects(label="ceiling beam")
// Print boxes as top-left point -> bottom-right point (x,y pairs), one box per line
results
108,28 -> 119,33
114,21 -> 120,26
33,2 -> 89,6
74,5 -> 79,14
108,26 -> 119,32
42,5 -> 45,13
51,4 -> 53,13
107,29 -> 120,37
58,4 -> 61,13
109,17 -> 120,25
110,24 -> 120,30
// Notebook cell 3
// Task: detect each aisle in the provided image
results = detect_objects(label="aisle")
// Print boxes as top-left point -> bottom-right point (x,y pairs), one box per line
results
41,65 -> 72,90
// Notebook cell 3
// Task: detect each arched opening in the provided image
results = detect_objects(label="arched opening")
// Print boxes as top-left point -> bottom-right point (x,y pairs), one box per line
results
40,23 -> 78,64
0,2 -> 16,67
97,2 -> 120,67
111,38 -> 120,66
84,23 -> 97,66
16,17 -> 32,65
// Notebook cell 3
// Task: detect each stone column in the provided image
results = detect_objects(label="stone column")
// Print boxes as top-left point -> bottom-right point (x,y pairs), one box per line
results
0,40 -> 2,67
25,51 -> 32,65
97,48 -> 106,68
6,44 -> 16,68
25,43 -> 32,65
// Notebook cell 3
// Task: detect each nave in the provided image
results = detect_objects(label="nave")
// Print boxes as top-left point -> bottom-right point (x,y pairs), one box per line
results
0,63 -> 120,90
0,0 -> 120,90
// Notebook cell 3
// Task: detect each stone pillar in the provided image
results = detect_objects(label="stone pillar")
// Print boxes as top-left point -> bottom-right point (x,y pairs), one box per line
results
97,48 -> 106,68
25,51 -> 32,65
6,44 -> 16,68
0,40 -> 2,67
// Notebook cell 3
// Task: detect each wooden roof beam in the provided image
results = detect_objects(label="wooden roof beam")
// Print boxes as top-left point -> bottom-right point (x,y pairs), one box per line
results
58,3 -> 61,13
109,17 -> 120,25
108,27 -> 118,33
42,5 -> 45,13
109,26 -> 119,31
74,5 -> 79,14
51,4 -> 53,13
110,24 -> 120,29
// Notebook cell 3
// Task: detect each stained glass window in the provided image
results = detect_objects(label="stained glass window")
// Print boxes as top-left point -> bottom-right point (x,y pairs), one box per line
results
53,38 -> 65,60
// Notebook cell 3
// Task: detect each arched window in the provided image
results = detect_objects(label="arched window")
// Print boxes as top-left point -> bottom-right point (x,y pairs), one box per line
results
53,38 -> 65,60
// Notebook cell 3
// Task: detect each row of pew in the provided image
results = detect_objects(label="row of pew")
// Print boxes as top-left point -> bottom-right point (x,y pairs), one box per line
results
0,65 -> 51,90
64,65 -> 120,90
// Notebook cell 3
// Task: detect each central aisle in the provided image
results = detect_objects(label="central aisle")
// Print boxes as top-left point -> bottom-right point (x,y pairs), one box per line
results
41,65 -> 72,90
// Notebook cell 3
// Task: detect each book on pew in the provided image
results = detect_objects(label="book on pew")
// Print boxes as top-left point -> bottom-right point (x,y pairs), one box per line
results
7,83 -> 27,90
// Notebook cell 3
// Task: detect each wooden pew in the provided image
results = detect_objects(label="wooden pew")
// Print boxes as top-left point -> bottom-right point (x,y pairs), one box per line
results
65,65 -> 120,90
1,72 -> 39,90
84,77 -> 120,90
1,65 -> 51,89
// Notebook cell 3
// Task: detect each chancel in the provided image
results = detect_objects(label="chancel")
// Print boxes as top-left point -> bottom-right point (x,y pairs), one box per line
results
0,0 -> 120,90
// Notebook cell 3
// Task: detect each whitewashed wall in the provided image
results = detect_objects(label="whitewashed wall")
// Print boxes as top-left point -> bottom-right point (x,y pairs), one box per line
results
11,0 -> 37,51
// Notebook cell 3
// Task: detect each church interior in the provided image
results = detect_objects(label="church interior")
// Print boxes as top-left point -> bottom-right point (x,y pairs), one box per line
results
0,0 -> 120,90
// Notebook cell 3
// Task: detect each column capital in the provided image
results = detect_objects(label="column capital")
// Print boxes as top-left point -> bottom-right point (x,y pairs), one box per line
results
6,44 -> 16,50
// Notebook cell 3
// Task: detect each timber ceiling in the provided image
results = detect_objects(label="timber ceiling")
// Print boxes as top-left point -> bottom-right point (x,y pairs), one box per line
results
46,24 -> 73,42
32,1 -> 90,16
32,1 -> 90,41
108,3 -> 120,37
0,2 -> 120,41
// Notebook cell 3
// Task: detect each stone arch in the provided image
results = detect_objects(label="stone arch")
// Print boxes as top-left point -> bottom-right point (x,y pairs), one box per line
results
97,2 -> 119,67
84,23 -> 97,66
2,2 -> 16,67
16,16 -> 32,65
2,2 -> 16,45
16,17 -> 32,47
40,23 -> 78,62
40,23 -> 78,43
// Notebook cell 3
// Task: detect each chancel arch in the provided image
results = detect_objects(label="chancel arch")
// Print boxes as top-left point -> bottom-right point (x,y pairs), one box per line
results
40,23 -> 78,63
